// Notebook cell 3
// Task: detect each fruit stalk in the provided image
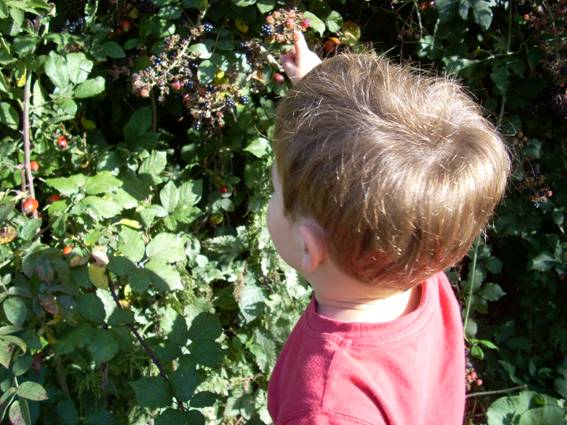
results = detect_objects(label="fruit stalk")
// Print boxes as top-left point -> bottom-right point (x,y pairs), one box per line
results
22,74 -> 37,217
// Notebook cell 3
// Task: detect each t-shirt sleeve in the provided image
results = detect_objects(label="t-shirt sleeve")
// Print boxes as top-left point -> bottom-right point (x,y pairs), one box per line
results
281,410 -> 385,425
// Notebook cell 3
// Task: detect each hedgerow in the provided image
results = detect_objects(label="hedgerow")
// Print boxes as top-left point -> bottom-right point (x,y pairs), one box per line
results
0,0 -> 565,424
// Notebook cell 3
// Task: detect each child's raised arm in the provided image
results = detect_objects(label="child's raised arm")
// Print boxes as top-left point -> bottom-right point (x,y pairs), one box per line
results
280,32 -> 322,84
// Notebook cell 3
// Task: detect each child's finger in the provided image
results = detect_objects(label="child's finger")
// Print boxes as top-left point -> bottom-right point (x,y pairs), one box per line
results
293,31 -> 309,60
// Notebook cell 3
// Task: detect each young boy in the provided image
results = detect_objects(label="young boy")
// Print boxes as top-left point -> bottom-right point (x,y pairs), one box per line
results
265,33 -> 510,425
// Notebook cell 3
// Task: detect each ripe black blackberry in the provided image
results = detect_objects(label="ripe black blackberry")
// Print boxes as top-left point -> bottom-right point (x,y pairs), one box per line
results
239,95 -> 250,105
203,22 -> 214,33
225,97 -> 236,108
260,24 -> 274,37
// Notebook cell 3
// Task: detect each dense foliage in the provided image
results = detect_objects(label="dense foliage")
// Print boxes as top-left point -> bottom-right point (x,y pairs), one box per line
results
0,0 -> 565,424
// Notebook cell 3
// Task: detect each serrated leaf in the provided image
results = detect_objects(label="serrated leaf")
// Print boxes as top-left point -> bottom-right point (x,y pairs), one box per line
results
118,227 -> 145,262
146,233 -> 185,263
155,409 -> 187,425
85,171 -> 122,195
87,329 -> 119,364
0,102 -> 19,130
66,52 -> 93,84
170,355 -> 199,401
303,12 -> 325,36
77,292 -> 106,323
138,150 -> 167,180
160,181 -> 179,213
190,339 -> 224,367
130,376 -> 172,408
472,0 -> 492,30
145,260 -> 183,291
45,174 -> 87,196
124,106 -> 152,144
325,11 -> 343,33
81,196 -> 123,219
238,277 -> 266,323
188,312 -> 222,341
249,328 -> 276,372
74,76 -> 105,98
244,137 -> 270,158
100,41 -> 125,58
188,40 -> 214,59
479,282 -> 505,302
16,382 -> 48,401
44,51 -> 69,88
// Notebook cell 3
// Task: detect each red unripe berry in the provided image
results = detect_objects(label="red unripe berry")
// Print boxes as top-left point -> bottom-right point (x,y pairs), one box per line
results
171,80 -> 183,91
219,185 -> 228,194
63,245 -> 73,256
30,160 -> 39,172
22,198 -> 39,214
523,13 -> 531,22
120,19 -> 132,32
300,18 -> 310,29
140,87 -> 150,98
266,15 -> 275,25
47,194 -> 62,203
285,18 -> 295,29
273,72 -> 285,84
419,1 -> 430,10
57,135 -> 68,150
475,379 -> 483,386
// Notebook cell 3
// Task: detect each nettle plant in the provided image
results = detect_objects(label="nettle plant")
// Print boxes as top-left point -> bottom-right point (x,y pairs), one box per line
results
0,0 -> 363,423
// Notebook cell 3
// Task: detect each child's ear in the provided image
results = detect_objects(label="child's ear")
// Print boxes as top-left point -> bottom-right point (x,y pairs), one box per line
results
297,220 -> 326,273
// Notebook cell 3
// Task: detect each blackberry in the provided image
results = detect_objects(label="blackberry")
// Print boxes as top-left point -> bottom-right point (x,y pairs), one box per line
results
239,95 -> 250,105
225,97 -> 236,108
260,24 -> 274,37
207,83 -> 216,93
185,80 -> 194,90
203,22 -> 214,33
193,120 -> 202,130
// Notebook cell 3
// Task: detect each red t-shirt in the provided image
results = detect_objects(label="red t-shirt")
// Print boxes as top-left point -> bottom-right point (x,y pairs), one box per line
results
267,272 -> 465,425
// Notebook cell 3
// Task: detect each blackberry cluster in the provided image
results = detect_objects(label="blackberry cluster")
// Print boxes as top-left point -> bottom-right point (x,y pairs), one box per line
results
63,17 -> 85,34
225,97 -> 236,108
239,95 -> 250,105
262,8 -> 310,44
203,22 -> 214,33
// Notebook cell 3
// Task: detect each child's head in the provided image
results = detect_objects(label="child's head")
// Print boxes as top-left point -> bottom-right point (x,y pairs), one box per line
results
270,53 -> 510,291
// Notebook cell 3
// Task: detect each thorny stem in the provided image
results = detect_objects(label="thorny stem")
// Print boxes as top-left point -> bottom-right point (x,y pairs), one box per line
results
151,92 -> 157,132
22,73 -> 37,217
463,239 -> 479,342
107,278 -> 185,411
466,384 -> 527,399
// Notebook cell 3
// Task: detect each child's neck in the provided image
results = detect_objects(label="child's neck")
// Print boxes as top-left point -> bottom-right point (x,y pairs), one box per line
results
314,285 -> 421,323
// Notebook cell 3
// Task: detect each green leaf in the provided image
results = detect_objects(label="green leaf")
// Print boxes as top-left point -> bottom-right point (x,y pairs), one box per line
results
77,293 -> 106,323
197,59 -> 215,84
124,106 -> 153,143
19,219 -> 41,241
190,339 -> 224,367
146,233 -> 185,263
0,388 -> 17,421
45,174 -> 87,196
170,355 -> 199,401
44,51 -> 69,88
472,0 -> 492,30
81,196 -> 123,219
244,137 -> 270,158
127,268 -> 151,292
325,11 -> 343,33
118,227 -> 145,262
188,40 -> 214,59
303,12 -> 325,36
250,328 -> 276,372
0,102 -> 19,130
55,324 -> 93,355
3,297 -> 27,327
238,277 -> 266,323
188,312 -> 222,342
155,409 -> 188,425
146,260 -> 183,291
178,180 -> 202,206
160,181 -> 180,213
56,399 -> 79,425
256,0 -> 275,13
479,282 -> 505,302
85,171 -> 122,195
490,66 -> 509,95
530,252 -> 555,272
9,399 -> 31,425
181,0 -> 208,10
87,329 -> 119,364
100,41 -> 125,59
16,382 -> 48,401
130,376 -> 172,408
74,76 -> 105,98
138,150 -> 167,180
66,52 -> 93,84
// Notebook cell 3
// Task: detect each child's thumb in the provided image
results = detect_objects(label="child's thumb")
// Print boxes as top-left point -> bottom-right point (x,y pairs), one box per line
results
293,31 -> 309,59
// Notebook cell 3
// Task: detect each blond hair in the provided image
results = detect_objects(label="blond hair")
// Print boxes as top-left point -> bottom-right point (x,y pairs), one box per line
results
273,53 -> 510,290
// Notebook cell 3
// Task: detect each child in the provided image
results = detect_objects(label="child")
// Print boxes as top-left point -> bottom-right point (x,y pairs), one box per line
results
265,33 -> 510,425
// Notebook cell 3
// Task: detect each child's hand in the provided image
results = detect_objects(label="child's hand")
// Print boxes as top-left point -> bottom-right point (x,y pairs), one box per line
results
280,31 -> 322,84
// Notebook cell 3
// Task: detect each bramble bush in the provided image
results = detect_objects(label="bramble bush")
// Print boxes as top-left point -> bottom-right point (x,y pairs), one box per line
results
0,0 -> 565,424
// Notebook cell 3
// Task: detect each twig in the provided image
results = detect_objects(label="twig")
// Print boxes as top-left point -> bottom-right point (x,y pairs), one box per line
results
107,278 -> 185,411
466,384 -> 527,399
22,74 -> 37,217
150,93 -> 157,133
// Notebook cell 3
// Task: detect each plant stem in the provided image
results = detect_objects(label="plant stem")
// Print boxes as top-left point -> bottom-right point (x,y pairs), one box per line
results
463,239 -> 479,341
466,384 -> 527,399
151,93 -> 157,132
22,73 -> 37,217
107,279 -> 185,411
